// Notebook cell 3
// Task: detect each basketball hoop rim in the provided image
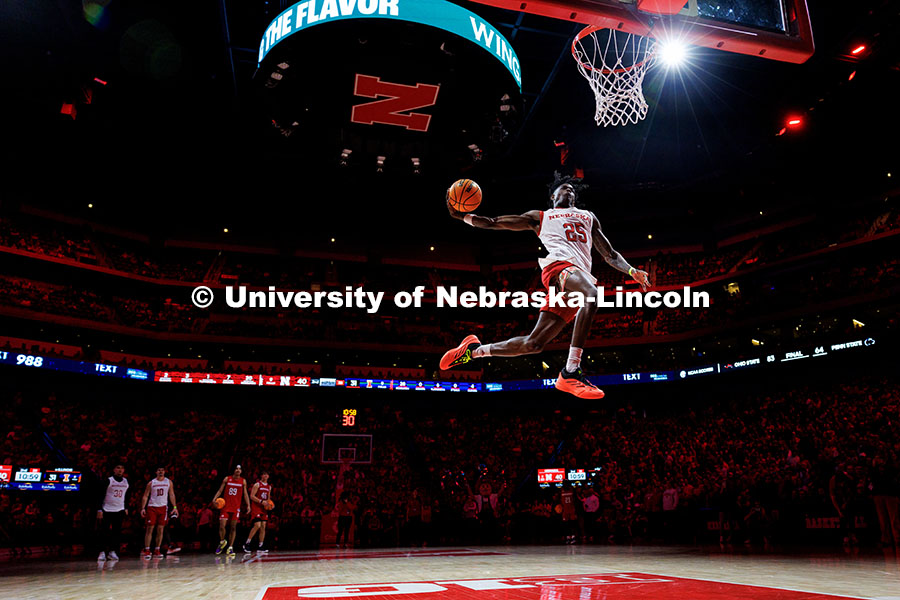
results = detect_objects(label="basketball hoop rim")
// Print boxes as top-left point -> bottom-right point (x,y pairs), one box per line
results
572,22 -> 657,75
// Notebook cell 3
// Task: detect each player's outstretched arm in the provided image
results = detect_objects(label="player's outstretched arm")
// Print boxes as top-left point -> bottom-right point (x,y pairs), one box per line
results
447,200 -> 541,232
590,213 -> 649,290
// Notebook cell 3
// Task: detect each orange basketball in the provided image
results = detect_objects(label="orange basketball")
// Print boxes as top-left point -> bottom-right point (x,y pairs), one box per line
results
264,500 -> 275,511
447,179 -> 482,213
213,498 -> 225,509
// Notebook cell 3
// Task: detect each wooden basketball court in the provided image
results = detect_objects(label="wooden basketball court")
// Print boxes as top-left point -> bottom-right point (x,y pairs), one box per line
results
2,546 -> 898,600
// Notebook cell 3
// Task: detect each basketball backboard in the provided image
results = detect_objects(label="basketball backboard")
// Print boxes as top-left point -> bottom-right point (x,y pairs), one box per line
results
468,0 -> 814,63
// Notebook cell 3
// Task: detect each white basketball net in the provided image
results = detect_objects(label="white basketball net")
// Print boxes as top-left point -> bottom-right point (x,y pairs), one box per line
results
573,29 -> 657,127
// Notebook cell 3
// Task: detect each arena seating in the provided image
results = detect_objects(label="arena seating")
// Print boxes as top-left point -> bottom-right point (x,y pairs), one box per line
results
0,205 -> 896,379
1,373 -> 895,551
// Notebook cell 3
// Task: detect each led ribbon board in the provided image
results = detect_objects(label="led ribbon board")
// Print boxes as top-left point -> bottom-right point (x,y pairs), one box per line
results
258,0 -> 522,89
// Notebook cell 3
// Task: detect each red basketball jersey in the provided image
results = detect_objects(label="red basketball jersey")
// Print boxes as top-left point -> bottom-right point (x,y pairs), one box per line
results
223,476 -> 244,510
257,481 -> 271,503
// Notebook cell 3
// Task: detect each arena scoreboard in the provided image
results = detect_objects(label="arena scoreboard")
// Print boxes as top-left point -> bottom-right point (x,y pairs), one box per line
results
538,467 -> 602,488
537,468 -> 565,484
152,372 -> 483,391
0,335 -> 881,395
3,467 -> 82,491
0,351 -> 148,380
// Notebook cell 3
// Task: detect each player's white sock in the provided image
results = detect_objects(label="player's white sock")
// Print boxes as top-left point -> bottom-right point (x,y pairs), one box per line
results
565,347 -> 583,372
472,344 -> 491,358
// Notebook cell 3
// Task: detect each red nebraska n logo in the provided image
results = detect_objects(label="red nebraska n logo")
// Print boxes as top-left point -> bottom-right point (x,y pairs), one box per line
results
351,74 -> 440,132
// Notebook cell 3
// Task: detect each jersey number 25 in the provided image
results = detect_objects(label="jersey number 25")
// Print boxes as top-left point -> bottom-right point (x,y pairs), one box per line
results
563,223 -> 588,243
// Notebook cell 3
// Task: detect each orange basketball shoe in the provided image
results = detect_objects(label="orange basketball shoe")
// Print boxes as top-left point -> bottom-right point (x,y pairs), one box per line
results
555,368 -> 605,399
439,335 -> 481,370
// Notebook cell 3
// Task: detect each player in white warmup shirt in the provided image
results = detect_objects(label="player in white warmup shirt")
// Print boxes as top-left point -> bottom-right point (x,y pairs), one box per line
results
441,172 -> 650,399
140,467 -> 178,559
96,464 -> 129,561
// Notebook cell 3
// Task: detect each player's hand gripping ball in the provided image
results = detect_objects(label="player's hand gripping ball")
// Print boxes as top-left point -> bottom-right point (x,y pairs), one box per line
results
213,498 -> 226,509
447,179 -> 482,213
264,500 -> 275,511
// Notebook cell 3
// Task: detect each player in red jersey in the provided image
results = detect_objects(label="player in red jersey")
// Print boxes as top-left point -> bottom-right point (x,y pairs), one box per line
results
212,465 -> 251,557
140,467 -> 178,559
441,173 -> 649,399
243,471 -> 273,553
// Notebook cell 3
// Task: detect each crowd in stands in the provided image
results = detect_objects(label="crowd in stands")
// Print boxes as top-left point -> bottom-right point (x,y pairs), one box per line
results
754,212 -> 897,268
99,237 -> 212,282
557,380 -> 900,546
2,373 -> 898,555
0,275 -> 116,322
0,216 -> 96,264
651,256 -> 899,335
1,390 -> 240,555
1,203 -> 896,291
652,245 -> 750,286
0,204 -> 896,386
111,298 -> 197,332
0,249 -> 895,384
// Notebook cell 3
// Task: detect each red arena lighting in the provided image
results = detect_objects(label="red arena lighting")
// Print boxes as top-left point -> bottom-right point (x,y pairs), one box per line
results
851,45 -> 866,55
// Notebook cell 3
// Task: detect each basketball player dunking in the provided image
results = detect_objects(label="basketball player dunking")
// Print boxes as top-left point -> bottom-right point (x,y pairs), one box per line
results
440,173 -> 650,399
140,467 -> 178,559
212,465 -> 251,558
243,471 -> 273,553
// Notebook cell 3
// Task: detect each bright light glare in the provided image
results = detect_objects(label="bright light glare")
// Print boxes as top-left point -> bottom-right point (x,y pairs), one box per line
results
658,41 -> 688,67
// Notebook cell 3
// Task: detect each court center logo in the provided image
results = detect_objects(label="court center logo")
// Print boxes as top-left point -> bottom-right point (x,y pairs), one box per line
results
258,573 -> 865,600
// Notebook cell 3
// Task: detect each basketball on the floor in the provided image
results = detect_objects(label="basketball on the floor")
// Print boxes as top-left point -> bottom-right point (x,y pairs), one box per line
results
213,498 -> 225,509
447,179 -> 482,213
